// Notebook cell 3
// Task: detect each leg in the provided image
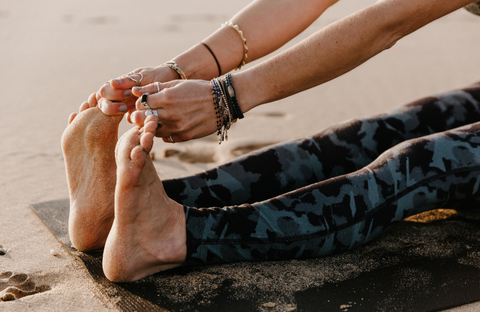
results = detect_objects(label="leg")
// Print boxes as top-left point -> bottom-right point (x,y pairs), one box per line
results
164,82 -> 480,207
61,107 -> 122,251
184,121 -> 480,265
103,118 -> 186,282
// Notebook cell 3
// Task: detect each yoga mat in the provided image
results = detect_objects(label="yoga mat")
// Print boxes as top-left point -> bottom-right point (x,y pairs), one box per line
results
31,199 -> 480,312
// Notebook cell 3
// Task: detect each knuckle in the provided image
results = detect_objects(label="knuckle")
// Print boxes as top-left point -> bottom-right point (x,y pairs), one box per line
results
161,89 -> 176,103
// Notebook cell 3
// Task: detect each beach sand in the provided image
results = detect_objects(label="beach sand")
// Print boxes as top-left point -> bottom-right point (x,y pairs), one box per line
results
0,0 -> 479,311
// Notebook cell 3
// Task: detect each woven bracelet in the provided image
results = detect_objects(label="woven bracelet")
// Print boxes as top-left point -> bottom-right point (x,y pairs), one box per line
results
224,73 -> 244,120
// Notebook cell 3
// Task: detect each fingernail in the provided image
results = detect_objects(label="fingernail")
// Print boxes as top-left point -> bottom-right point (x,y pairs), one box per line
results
124,90 -> 131,97
119,104 -> 127,112
115,79 -> 122,84
135,87 -> 142,91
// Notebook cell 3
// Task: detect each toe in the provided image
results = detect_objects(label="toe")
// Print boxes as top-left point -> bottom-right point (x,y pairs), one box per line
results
79,101 -> 89,112
68,113 -> 77,125
116,128 -> 141,162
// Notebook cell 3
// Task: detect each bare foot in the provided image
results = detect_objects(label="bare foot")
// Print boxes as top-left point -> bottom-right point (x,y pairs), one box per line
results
61,107 -> 122,251
103,117 -> 186,282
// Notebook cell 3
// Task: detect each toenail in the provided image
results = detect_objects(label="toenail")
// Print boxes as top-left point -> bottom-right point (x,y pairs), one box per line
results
124,90 -> 132,97
135,87 -> 142,91
115,79 -> 122,84
119,104 -> 127,112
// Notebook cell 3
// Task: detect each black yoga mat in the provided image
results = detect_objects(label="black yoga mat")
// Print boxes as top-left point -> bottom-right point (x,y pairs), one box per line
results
31,199 -> 480,312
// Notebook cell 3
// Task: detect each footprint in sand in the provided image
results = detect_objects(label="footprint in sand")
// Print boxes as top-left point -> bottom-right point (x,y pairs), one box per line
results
0,271 -> 51,302
164,142 -> 277,164
85,16 -> 117,25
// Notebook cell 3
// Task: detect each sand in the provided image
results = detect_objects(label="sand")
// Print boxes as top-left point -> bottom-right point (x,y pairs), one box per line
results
0,0 -> 479,311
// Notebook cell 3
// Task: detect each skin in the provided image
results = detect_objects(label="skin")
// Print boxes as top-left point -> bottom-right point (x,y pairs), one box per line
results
61,104 -> 122,251
91,0 -> 473,144
90,0 -> 337,140
103,115 -> 186,282
65,0 -> 475,280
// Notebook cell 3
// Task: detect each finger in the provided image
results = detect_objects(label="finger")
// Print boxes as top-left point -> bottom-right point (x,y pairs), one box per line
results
131,82 -> 164,98
134,91 -> 168,112
79,101 -> 90,112
98,83 -> 133,102
110,74 -> 142,90
97,98 -> 130,116
161,134 -> 181,144
88,92 -> 98,108
111,68 -> 156,90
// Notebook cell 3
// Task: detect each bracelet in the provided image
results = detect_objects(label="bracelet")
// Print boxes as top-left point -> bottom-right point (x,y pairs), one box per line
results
160,61 -> 187,80
221,21 -> 248,70
210,81 -> 222,137
201,42 -> 222,77
224,73 -> 244,120
211,78 -> 233,144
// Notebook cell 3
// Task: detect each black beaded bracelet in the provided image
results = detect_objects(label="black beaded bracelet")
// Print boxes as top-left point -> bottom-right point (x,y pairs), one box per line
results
224,73 -> 244,120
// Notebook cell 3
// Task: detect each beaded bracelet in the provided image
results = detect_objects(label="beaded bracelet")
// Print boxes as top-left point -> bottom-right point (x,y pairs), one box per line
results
160,61 -> 187,80
211,79 -> 226,143
221,21 -> 248,70
224,73 -> 244,120
211,78 -> 233,143
210,81 -> 222,137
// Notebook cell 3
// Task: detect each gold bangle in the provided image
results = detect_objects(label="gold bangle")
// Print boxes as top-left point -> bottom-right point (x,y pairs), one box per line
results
161,61 -> 187,80
221,21 -> 248,70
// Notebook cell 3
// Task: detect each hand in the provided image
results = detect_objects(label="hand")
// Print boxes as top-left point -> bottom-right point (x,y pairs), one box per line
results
129,80 -> 217,143
90,66 -> 181,117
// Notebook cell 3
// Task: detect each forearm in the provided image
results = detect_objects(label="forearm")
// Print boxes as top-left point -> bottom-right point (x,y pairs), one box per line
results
174,0 -> 337,80
234,0 -> 475,112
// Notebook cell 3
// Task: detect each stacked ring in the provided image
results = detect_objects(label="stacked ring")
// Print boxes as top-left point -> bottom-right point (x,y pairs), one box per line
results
126,73 -> 144,86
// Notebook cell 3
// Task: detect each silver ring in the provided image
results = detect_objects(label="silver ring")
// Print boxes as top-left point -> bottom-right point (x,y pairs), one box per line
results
145,110 -> 158,117
169,135 -> 175,143
126,73 -> 143,86
155,82 -> 160,93
126,75 -> 138,85
141,93 -> 151,109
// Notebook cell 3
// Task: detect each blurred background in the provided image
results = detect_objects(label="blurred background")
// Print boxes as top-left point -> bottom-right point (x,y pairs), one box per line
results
1,0 -> 479,188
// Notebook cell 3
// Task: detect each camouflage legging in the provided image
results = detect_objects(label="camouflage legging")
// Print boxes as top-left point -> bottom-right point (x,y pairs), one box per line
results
163,82 -> 480,266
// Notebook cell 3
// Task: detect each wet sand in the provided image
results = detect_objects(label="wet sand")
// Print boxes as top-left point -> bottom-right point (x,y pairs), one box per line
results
0,0 -> 479,311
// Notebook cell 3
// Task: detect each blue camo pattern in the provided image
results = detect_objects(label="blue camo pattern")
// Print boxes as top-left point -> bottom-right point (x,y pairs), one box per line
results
161,83 -> 480,265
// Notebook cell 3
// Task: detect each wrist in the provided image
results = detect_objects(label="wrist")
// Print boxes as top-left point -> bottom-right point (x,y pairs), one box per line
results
230,69 -> 262,114
172,44 -> 219,80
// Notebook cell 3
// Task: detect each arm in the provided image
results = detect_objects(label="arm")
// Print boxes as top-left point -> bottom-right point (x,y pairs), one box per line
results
235,0 -> 475,111
129,0 -> 474,143
94,0 -> 336,115
178,0 -> 339,79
